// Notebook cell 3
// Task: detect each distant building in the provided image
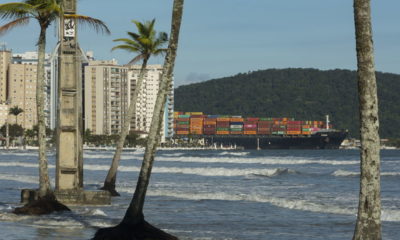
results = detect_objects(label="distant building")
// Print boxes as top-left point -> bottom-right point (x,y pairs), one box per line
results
84,62 -> 173,142
0,48 -> 11,103
128,64 -> 174,141
84,60 -> 129,135
7,63 -> 38,128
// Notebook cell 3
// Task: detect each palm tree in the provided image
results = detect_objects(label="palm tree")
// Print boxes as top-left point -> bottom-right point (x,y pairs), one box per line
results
0,0 -> 109,213
9,106 -> 23,125
93,0 -> 184,238
352,0 -> 382,239
101,19 -> 168,196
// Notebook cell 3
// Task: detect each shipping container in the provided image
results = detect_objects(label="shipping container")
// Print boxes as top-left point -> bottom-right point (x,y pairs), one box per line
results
216,131 -> 230,135
244,130 -> 257,135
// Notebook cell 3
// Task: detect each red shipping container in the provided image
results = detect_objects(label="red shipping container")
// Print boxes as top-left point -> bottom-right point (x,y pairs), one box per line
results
246,117 -> 259,121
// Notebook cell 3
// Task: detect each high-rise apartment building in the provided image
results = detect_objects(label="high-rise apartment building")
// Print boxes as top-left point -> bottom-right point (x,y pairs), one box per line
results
84,60 -> 129,135
7,63 -> 37,128
0,48 -> 11,103
84,62 -> 174,141
0,48 -> 52,129
128,65 -> 174,140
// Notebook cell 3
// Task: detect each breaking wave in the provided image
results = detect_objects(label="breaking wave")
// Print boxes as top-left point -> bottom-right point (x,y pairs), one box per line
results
84,164 -> 293,177
333,170 -> 400,177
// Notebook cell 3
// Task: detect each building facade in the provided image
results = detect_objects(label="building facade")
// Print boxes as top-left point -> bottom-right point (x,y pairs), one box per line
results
84,60 -> 129,135
128,64 -> 174,140
0,48 -> 11,103
7,63 -> 37,129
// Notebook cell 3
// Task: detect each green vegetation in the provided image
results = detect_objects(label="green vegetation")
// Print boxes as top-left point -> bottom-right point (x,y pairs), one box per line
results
174,68 -> 400,138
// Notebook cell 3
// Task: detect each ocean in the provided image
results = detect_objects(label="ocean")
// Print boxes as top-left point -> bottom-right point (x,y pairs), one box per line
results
0,148 -> 399,240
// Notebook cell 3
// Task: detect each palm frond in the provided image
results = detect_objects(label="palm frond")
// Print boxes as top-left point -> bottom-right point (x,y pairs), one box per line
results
152,48 -> 168,56
0,3 -> 33,20
34,0 -> 62,14
111,44 -> 140,53
113,38 -> 143,50
0,16 -> 30,36
66,14 -> 110,35
127,31 -> 140,40
127,54 -> 146,66
114,19 -> 167,65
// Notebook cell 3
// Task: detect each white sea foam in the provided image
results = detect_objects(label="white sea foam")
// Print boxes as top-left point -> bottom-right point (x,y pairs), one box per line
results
156,156 -> 358,166
32,219 -> 84,229
382,209 -> 400,222
83,208 -> 107,216
0,162 -> 38,168
333,170 -> 400,177
84,164 -> 290,177
0,174 -> 38,183
218,151 -> 250,156
117,188 -> 357,217
332,170 -> 359,177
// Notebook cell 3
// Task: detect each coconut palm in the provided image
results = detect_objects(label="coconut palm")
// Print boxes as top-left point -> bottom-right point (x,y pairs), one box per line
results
9,106 -> 23,125
101,19 -> 168,196
93,0 -> 184,238
0,0 -> 109,209
352,0 -> 382,239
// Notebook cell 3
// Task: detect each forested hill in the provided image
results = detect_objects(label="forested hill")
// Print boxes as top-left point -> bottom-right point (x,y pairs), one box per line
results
174,68 -> 400,139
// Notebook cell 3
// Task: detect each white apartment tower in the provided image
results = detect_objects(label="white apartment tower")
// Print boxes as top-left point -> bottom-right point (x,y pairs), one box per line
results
128,64 -> 174,141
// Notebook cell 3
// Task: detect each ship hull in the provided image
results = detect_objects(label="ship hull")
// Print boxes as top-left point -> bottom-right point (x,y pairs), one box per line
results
201,131 -> 348,150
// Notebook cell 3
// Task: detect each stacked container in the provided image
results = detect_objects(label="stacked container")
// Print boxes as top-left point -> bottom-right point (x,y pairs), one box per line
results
216,117 -> 230,135
175,114 -> 190,135
203,117 -> 217,135
258,120 -> 273,135
190,115 -> 204,135
173,112 -> 332,136
286,120 -> 302,135
230,117 -> 244,134
244,118 -> 258,135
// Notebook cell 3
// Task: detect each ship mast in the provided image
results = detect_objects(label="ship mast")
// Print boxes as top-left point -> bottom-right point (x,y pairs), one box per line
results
326,115 -> 330,130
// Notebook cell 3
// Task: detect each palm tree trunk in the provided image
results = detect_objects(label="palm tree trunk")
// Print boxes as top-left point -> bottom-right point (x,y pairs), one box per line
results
352,0 -> 381,239
122,0 -> 184,223
36,26 -> 52,198
102,58 -> 149,196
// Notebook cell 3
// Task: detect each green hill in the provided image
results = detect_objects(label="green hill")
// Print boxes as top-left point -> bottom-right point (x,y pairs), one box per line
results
174,68 -> 400,139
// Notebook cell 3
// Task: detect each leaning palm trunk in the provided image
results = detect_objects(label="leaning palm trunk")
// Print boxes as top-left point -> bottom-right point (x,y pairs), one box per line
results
93,1 -> 184,239
36,27 -> 52,198
123,0 -> 184,222
102,59 -> 149,196
352,0 -> 382,239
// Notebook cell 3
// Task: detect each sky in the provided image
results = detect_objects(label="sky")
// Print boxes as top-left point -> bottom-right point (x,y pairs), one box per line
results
0,0 -> 399,86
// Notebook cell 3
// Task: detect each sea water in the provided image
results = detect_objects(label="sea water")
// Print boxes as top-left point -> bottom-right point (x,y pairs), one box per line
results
0,149 -> 399,240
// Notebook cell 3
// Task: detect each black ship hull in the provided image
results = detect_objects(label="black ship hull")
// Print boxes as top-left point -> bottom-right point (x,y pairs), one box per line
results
201,131 -> 348,150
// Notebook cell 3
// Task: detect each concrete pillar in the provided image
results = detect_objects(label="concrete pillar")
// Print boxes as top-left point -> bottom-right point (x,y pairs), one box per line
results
56,0 -> 83,191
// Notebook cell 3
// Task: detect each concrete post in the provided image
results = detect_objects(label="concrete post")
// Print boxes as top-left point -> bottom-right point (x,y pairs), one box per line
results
55,0 -> 83,191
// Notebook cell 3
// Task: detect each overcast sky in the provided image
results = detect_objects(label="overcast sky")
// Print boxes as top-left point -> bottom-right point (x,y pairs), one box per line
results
1,0 -> 399,86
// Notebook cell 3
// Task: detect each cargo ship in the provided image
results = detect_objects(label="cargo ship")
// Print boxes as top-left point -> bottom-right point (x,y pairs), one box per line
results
173,112 -> 348,149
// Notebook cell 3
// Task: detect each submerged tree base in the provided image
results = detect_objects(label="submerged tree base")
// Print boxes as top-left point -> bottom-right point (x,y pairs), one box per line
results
100,185 -> 121,197
12,197 -> 71,215
92,220 -> 178,240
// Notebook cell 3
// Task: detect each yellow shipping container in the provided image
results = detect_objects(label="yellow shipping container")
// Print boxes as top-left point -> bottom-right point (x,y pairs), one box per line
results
244,131 -> 257,135
190,112 -> 203,115
216,130 -> 230,135
230,118 -> 244,122
287,131 -> 301,135
217,118 -> 230,122
176,131 -> 189,135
